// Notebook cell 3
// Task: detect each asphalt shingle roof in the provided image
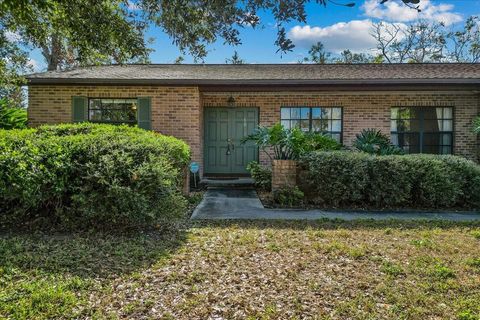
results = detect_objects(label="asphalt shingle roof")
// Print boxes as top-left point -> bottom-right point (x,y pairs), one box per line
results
26,63 -> 480,85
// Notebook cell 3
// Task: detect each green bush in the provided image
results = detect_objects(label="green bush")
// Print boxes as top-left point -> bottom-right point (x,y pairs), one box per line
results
0,123 -> 190,228
353,128 -> 404,155
0,98 -> 27,129
273,186 -> 304,207
246,161 -> 272,191
300,151 -> 480,209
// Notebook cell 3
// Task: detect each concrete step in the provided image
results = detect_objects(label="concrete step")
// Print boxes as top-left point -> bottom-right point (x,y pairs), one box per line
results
200,178 -> 255,189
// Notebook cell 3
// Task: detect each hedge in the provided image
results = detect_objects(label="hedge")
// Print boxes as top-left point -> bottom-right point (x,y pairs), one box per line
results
0,123 -> 190,228
300,151 -> 480,209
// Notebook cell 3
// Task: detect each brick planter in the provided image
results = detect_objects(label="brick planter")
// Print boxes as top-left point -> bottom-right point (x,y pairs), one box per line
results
272,159 -> 297,191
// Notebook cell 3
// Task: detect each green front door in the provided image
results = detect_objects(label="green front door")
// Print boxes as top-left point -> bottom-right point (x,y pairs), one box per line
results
204,107 -> 259,175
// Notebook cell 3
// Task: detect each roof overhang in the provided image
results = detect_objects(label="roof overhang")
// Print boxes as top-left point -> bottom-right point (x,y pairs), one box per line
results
26,78 -> 480,86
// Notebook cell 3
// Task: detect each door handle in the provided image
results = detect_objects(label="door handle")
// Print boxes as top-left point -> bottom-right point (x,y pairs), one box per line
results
226,138 -> 234,155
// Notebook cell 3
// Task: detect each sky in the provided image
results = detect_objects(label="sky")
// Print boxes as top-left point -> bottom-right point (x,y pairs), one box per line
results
28,0 -> 480,70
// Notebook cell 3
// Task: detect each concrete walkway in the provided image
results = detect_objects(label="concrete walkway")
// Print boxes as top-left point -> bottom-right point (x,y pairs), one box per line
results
191,188 -> 480,221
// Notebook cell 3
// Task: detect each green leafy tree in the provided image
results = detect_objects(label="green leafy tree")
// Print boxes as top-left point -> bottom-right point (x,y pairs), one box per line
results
448,16 -> 480,63
336,49 -> 373,63
0,29 -> 31,106
226,51 -> 245,64
1,0 -> 150,71
303,41 -> 331,64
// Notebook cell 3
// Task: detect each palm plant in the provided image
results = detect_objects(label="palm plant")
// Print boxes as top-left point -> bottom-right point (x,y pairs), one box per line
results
353,128 -> 404,155
474,116 -> 480,134
241,123 -> 342,160
0,99 -> 27,129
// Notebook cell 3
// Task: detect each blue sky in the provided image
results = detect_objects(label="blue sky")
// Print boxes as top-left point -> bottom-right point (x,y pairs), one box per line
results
29,0 -> 480,70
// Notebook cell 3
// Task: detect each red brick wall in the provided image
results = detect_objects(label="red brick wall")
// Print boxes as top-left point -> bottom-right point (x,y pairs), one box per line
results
28,85 -> 479,177
202,91 -> 479,163
28,85 -> 203,170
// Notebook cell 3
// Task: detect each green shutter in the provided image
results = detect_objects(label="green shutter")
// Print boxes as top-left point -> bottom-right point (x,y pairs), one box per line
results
71,96 -> 87,122
137,97 -> 152,130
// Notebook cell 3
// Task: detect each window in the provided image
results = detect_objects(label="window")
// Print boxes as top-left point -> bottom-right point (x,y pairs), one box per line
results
280,107 -> 342,142
88,98 -> 137,124
391,107 -> 453,154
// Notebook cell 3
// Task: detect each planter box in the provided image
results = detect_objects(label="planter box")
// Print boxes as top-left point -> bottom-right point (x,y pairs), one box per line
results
272,159 -> 297,191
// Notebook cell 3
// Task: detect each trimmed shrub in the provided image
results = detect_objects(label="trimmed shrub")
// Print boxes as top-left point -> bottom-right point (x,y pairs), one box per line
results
246,161 -> 272,191
300,151 -> 480,209
0,123 -> 190,228
273,186 -> 304,207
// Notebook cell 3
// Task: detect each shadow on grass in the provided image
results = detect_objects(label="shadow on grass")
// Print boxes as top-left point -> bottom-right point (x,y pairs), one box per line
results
0,227 -> 188,279
190,218 -> 480,231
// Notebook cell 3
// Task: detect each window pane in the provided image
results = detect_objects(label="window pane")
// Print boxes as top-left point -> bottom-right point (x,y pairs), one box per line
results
281,120 -> 290,129
442,146 -> 452,154
443,107 -> 453,119
423,145 -> 443,154
281,108 -> 290,119
301,108 -> 310,119
442,120 -> 453,131
89,109 -> 102,121
396,133 -> 420,149
442,133 -> 452,145
391,108 -> 399,119
300,120 -> 310,131
323,108 -> 332,119
290,120 -> 299,128
424,133 -> 442,146
88,98 -> 137,124
391,133 -> 398,145
391,120 -> 398,131
331,133 -> 341,142
397,108 -> 417,120
312,119 -> 320,131
311,108 -> 321,119
424,119 -> 441,132
90,99 -> 102,109
396,119 -> 420,132
329,120 -> 342,132
290,108 -> 301,119
331,108 -> 342,119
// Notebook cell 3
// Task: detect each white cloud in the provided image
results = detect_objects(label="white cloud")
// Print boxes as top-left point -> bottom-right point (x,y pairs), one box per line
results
27,58 -> 42,72
5,31 -> 21,42
288,20 -> 379,53
361,0 -> 462,26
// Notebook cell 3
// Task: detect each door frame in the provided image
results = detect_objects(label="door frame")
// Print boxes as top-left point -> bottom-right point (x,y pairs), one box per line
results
203,106 -> 259,176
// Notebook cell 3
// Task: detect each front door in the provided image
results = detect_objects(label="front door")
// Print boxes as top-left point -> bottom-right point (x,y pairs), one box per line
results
204,107 -> 259,175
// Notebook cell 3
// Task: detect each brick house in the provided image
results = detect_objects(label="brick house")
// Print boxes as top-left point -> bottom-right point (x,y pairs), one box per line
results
27,63 -> 480,177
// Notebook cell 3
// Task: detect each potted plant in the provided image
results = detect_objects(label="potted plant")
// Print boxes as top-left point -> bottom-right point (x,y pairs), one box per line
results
242,123 -> 341,191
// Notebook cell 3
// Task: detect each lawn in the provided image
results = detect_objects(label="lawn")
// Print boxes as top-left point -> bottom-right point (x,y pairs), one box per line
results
1,220 -> 480,319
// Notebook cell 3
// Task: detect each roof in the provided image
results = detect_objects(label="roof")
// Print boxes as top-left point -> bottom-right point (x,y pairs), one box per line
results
26,63 -> 480,85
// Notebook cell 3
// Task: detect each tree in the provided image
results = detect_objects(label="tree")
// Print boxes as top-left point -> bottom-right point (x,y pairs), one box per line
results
336,50 -> 373,63
372,20 -> 446,63
0,28 -> 31,106
1,0 -> 150,71
226,51 -> 245,64
139,0 -> 423,60
174,56 -> 185,64
448,16 -> 480,63
303,42 -> 331,64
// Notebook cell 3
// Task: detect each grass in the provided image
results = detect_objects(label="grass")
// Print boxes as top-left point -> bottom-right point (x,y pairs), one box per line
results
1,219 -> 480,319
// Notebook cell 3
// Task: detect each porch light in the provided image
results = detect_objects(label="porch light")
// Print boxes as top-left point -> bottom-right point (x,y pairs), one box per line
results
227,95 -> 236,108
